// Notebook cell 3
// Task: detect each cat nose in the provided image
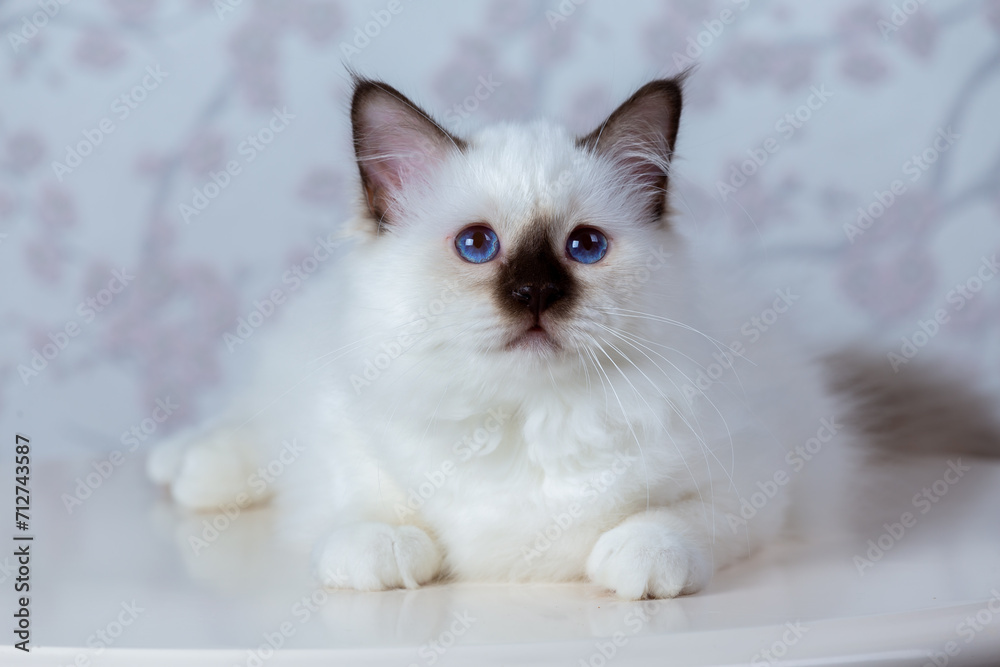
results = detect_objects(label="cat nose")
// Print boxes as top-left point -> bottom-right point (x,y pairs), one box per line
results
512,283 -> 564,318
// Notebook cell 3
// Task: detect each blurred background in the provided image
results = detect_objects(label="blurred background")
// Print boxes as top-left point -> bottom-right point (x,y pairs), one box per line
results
1,0 -> 999,476
2,0 -> 1000,655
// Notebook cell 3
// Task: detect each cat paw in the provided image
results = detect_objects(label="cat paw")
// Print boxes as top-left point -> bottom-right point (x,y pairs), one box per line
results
587,518 -> 711,600
147,427 -> 261,511
312,523 -> 443,591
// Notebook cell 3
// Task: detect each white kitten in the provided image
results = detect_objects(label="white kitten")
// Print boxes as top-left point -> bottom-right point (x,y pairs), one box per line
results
149,75 -> 854,600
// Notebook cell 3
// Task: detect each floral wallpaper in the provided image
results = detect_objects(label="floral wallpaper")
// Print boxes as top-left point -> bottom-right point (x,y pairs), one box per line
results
2,0 -> 999,457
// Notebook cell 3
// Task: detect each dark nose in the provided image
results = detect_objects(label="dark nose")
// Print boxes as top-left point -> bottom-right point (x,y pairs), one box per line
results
512,283 -> 564,320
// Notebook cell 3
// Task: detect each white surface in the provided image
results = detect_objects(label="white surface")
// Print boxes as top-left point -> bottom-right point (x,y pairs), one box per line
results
9,455 -> 1000,665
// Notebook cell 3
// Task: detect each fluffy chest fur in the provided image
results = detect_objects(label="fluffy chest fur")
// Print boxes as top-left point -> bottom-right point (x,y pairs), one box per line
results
337,385 -> 697,582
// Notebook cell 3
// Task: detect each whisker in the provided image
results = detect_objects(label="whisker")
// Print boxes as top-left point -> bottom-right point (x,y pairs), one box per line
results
596,307 -> 755,367
587,340 -> 651,511
596,306 -> 752,397
594,323 -> 711,442
594,323 -> 738,491
595,334 -> 711,529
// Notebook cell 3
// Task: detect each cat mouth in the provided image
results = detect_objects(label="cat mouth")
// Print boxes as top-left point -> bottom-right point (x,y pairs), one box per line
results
506,324 -> 559,352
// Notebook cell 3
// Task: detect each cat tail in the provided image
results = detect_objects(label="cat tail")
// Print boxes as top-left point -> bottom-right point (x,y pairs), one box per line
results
825,348 -> 1000,460
817,347 -> 1000,540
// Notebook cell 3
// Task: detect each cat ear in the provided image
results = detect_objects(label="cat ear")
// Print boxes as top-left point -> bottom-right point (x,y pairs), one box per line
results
576,76 -> 685,221
351,77 -> 466,226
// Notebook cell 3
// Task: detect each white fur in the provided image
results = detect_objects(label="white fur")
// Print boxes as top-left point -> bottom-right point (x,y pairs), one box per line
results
150,113 -> 845,599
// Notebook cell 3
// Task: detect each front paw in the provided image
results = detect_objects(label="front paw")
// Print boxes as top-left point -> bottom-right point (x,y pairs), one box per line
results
587,516 -> 711,600
147,426 -> 262,511
312,522 -> 442,591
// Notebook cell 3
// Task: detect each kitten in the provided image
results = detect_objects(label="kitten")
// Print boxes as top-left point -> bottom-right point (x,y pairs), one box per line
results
147,74 -> 861,599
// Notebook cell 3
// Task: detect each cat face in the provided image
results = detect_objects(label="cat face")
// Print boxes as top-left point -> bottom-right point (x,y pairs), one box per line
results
348,77 -> 688,377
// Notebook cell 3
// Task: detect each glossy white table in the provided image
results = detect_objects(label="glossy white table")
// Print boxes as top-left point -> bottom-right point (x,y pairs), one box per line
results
8,455 -> 1000,666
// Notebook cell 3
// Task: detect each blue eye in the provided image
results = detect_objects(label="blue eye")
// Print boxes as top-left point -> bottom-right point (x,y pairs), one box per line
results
566,227 -> 608,264
455,225 -> 500,263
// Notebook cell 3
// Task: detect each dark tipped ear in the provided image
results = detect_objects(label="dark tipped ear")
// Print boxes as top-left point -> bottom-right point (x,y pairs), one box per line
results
351,77 -> 466,227
576,76 -> 685,221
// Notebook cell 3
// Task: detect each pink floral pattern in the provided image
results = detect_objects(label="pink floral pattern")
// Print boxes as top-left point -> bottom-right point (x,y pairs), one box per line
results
1,0 -> 998,443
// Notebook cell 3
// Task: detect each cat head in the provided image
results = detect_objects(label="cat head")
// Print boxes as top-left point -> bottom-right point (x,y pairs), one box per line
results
346,75 -> 692,382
